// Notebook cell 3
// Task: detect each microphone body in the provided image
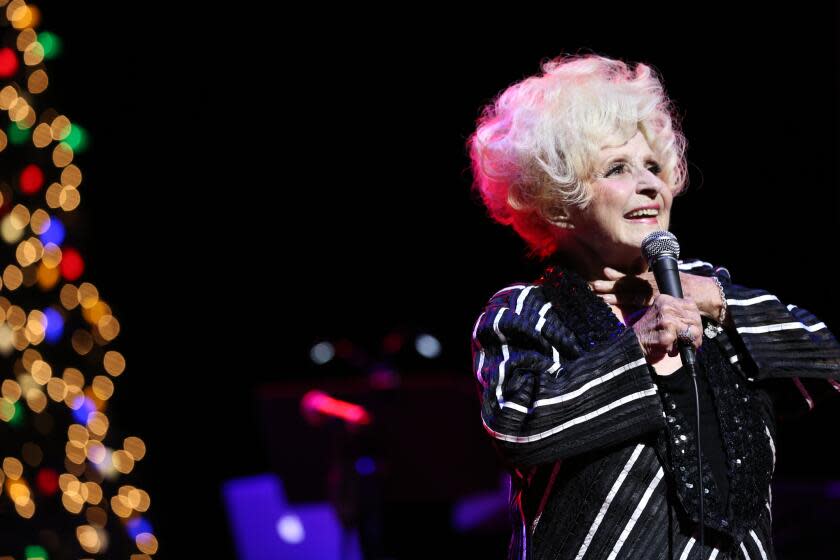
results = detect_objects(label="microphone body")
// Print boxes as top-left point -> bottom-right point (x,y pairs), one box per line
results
641,231 -> 696,366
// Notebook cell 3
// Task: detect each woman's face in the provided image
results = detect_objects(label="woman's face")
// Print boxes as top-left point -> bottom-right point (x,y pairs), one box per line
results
566,129 -> 674,269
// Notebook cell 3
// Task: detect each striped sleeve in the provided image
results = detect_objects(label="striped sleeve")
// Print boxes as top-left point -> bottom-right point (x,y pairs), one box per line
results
681,258 -> 840,417
471,283 -> 666,469
719,278 -> 840,381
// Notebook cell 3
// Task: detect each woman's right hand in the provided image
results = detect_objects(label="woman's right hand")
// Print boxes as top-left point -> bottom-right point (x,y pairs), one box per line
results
631,294 -> 703,366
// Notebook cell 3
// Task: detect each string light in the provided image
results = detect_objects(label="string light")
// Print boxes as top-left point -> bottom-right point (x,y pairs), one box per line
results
0,2 -> 157,556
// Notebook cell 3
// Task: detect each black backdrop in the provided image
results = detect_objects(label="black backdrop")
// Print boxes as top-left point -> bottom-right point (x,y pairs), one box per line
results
26,4 -> 840,558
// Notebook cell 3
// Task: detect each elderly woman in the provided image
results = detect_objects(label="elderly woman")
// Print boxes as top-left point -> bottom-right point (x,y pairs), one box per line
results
467,53 -> 840,560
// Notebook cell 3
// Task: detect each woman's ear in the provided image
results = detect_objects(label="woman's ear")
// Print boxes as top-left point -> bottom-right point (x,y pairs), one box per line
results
546,207 -> 575,229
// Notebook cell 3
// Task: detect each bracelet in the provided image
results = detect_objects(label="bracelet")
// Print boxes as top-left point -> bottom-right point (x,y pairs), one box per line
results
711,275 -> 727,324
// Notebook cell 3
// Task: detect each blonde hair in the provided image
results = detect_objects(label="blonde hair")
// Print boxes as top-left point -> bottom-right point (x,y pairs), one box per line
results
467,52 -> 688,261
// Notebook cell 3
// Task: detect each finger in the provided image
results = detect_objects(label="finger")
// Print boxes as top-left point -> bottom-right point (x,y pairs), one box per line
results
603,267 -> 625,279
589,280 -> 615,293
599,294 -> 617,304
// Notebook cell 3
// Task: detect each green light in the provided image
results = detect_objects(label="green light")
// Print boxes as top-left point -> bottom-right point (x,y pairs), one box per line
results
25,545 -> 49,560
7,122 -> 30,145
37,31 -> 62,60
8,400 -> 24,427
64,123 -> 89,153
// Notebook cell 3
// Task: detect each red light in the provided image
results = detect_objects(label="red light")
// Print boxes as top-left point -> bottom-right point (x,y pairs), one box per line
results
60,247 -> 84,281
36,467 -> 59,496
0,48 -> 18,79
20,164 -> 44,194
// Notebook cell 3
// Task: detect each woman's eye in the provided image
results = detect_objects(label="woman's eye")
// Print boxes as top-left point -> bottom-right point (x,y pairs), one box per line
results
605,163 -> 624,176
648,162 -> 662,174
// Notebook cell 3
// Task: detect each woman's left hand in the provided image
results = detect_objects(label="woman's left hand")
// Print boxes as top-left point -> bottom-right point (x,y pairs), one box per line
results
588,267 -> 722,320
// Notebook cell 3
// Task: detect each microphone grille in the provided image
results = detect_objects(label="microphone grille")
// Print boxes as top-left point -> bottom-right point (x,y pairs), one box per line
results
641,230 -> 680,263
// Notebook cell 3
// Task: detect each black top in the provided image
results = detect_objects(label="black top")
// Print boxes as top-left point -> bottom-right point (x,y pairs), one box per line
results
656,362 -> 730,511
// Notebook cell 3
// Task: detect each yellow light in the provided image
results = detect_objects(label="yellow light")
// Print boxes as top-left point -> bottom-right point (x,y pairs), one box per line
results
10,204 -> 30,229
30,209 -> 50,234
59,185 -> 81,211
8,97 -> 29,122
0,129 -> 6,151
52,141 -> 74,167
91,376 -> 114,401
36,260 -> 61,290
15,28 -> 36,51
84,482 -> 102,504
65,440 -> 86,464
3,457 -> 23,479
5,304 -> 25,328
77,524 -> 102,553
78,283 -> 99,308
1,216 -> 25,245
63,368 -> 85,389
96,314 -> 120,341
62,490 -> 84,513
123,437 -> 146,461
111,450 -> 134,474
58,472 -> 78,492
2,265 -> 23,291
110,494 -> 132,518
87,412 -> 109,438
30,359 -> 52,385
25,388 -> 47,413
15,497 -> 35,518
46,377 -> 67,401
0,398 -> 15,422
45,182 -> 63,208
134,488 -> 151,512
64,385 -> 84,410
1,379 -> 21,402
32,122 -> 52,148
27,68 -> 48,94
60,284 -> 80,310
103,351 -> 126,377
135,533 -> 159,555
23,41 -> 44,66
68,423 -> 89,445
61,163 -> 82,187
85,440 -> 106,464
51,116 -> 71,141
0,86 -> 18,109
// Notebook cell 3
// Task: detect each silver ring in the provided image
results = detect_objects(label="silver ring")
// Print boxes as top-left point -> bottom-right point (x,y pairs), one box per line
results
677,325 -> 694,343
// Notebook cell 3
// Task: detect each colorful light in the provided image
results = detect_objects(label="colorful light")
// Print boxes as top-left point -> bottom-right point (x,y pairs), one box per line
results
71,396 -> 96,425
43,307 -> 64,344
37,31 -> 61,59
59,247 -> 84,281
35,467 -> 59,496
7,122 -> 30,145
0,47 -> 18,78
19,163 -> 44,194
39,216 -> 66,246
64,122 -> 89,153
125,516 -> 153,540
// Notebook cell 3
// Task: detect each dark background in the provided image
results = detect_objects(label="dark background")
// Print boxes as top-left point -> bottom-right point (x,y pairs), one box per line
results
26,3 -> 840,558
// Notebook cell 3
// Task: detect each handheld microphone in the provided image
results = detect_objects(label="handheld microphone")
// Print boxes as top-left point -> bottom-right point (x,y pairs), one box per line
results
641,229 -> 706,559
641,230 -> 696,366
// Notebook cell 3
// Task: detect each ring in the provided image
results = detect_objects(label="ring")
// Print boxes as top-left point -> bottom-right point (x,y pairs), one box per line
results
677,325 -> 694,343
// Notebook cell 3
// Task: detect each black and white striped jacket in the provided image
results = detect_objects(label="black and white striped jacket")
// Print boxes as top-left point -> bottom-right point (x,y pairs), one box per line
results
470,258 -> 840,560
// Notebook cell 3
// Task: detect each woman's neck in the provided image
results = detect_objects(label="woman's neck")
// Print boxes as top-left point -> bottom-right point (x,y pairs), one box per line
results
554,237 -> 649,281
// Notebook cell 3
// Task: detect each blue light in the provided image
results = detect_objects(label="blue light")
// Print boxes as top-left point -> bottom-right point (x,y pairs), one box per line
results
39,216 -> 66,246
354,456 -> 376,476
71,397 -> 96,424
126,516 -> 153,540
44,307 -> 64,344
